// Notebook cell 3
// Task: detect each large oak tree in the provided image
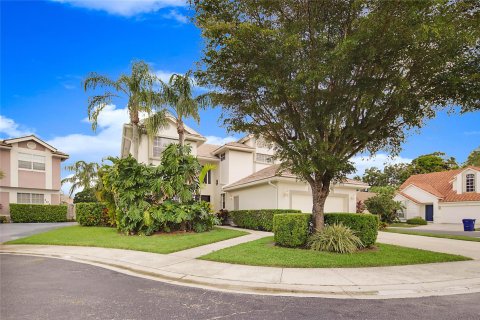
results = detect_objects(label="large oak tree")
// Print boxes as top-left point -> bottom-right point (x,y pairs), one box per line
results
191,0 -> 479,228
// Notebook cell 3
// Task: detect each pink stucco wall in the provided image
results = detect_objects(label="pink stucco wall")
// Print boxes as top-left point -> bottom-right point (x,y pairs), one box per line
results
0,192 -> 9,215
18,140 -> 46,151
51,193 -> 60,205
18,170 -> 46,189
52,157 -> 61,190
0,149 -> 10,187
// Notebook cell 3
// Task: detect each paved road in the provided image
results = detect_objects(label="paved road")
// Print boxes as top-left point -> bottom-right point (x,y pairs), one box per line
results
1,255 -> 479,320
0,222 -> 77,242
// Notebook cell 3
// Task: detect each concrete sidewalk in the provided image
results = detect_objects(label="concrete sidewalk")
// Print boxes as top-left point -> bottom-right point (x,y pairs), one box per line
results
2,229 -> 480,300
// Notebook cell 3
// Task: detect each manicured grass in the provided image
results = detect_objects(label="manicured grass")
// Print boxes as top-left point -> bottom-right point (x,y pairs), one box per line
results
5,226 -> 248,254
385,229 -> 480,242
388,223 -> 419,228
199,236 -> 469,268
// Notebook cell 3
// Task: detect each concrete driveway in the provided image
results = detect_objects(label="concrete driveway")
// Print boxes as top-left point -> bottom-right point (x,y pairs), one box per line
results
0,222 -> 76,243
399,223 -> 480,237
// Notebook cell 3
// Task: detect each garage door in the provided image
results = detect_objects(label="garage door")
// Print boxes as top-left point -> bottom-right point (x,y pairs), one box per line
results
290,193 -> 348,213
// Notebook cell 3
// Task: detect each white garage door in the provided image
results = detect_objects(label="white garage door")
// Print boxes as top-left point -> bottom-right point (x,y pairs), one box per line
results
291,193 -> 348,213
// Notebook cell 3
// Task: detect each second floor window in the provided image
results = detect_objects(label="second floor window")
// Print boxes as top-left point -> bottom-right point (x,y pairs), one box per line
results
466,174 -> 475,192
153,137 -> 177,157
18,153 -> 45,171
255,153 -> 273,164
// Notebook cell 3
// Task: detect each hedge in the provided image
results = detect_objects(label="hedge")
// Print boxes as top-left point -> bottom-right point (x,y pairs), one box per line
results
324,213 -> 379,247
406,216 -> 428,225
76,202 -> 110,227
230,209 -> 301,231
273,213 -> 312,247
10,204 -> 67,223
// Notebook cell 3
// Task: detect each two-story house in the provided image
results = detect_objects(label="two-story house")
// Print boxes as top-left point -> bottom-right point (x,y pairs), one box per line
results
0,135 -> 69,216
394,167 -> 480,223
121,117 -> 367,213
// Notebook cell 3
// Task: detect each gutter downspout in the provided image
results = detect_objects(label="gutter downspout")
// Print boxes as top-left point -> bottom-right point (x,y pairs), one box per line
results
268,180 -> 278,209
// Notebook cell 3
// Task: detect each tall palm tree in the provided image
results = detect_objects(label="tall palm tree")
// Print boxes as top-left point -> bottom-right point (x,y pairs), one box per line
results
84,60 -> 167,159
62,161 -> 99,196
156,71 -> 211,146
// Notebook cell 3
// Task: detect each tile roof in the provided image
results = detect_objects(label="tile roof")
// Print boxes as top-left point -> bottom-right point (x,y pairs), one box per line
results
225,164 -> 368,189
399,167 -> 480,202
197,143 -> 221,160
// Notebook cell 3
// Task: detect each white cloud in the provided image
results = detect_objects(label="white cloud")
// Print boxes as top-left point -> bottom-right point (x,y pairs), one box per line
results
51,0 -> 186,17
155,70 -> 175,83
205,135 -> 238,145
0,115 -> 34,138
47,104 -> 129,164
162,9 -> 188,23
351,153 -> 412,177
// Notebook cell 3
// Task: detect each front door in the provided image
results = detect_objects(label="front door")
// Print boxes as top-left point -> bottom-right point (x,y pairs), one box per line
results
425,205 -> 434,222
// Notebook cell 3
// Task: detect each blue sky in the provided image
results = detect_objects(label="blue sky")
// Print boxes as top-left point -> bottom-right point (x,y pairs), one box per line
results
1,0 -> 479,191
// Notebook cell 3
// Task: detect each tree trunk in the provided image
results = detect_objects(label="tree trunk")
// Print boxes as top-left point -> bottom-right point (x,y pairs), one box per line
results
310,178 -> 331,231
177,120 -> 185,146
132,123 -> 139,160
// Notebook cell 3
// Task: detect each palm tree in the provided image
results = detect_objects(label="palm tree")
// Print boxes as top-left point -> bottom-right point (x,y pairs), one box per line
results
156,71 -> 211,146
62,161 -> 99,196
84,60 -> 167,159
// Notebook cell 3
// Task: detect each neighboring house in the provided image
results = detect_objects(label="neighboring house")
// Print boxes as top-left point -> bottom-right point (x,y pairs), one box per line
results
394,167 -> 480,223
0,135 -> 69,216
121,117 -> 368,213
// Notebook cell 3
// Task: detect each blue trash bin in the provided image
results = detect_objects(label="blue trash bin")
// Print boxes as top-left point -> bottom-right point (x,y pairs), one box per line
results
462,219 -> 476,232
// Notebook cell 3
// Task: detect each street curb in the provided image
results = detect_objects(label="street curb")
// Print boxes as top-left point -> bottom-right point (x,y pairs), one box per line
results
2,250 -> 480,300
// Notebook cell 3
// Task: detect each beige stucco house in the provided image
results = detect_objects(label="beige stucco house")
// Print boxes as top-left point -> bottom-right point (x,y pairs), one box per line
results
0,135 -> 69,216
121,118 -> 368,213
394,167 -> 480,223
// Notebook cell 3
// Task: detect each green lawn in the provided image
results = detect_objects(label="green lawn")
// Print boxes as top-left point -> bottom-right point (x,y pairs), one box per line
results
384,229 -> 480,242
388,223 -> 419,228
5,226 -> 248,254
199,236 -> 469,268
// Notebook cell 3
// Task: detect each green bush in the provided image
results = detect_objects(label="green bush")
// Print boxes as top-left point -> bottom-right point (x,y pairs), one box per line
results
273,213 -> 312,247
73,188 -> 98,204
407,216 -> 428,225
308,223 -> 364,253
0,215 -> 9,223
10,204 -> 67,223
76,202 -> 111,227
231,209 -> 302,231
324,213 -> 378,247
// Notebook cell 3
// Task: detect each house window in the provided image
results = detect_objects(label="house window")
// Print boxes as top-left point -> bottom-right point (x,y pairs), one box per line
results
219,153 -> 226,161
18,153 -> 45,171
255,153 -> 273,164
17,193 -> 44,204
466,174 -> 475,192
220,193 -> 226,209
200,195 -> 211,203
153,137 -> 177,157
203,169 -> 212,184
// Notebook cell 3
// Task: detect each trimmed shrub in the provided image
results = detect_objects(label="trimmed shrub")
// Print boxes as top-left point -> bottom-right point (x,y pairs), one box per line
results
76,202 -> 111,227
231,209 -> 302,231
73,188 -> 98,204
324,213 -> 379,247
273,213 -> 312,247
308,223 -> 364,253
0,215 -> 9,223
215,209 -> 229,225
10,204 -> 67,223
406,216 -> 428,225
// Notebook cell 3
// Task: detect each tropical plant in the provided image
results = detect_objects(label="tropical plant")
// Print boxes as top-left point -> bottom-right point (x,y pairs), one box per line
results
62,161 -> 99,196
410,152 -> 459,175
191,0 -> 479,229
155,71 -> 211,146
0,169 -> 4,179
308,223 -> 364,254
365,190 -> 404,224
464,147 -> 480,167
73,188 -> 97,204
84,60 -> 168,159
